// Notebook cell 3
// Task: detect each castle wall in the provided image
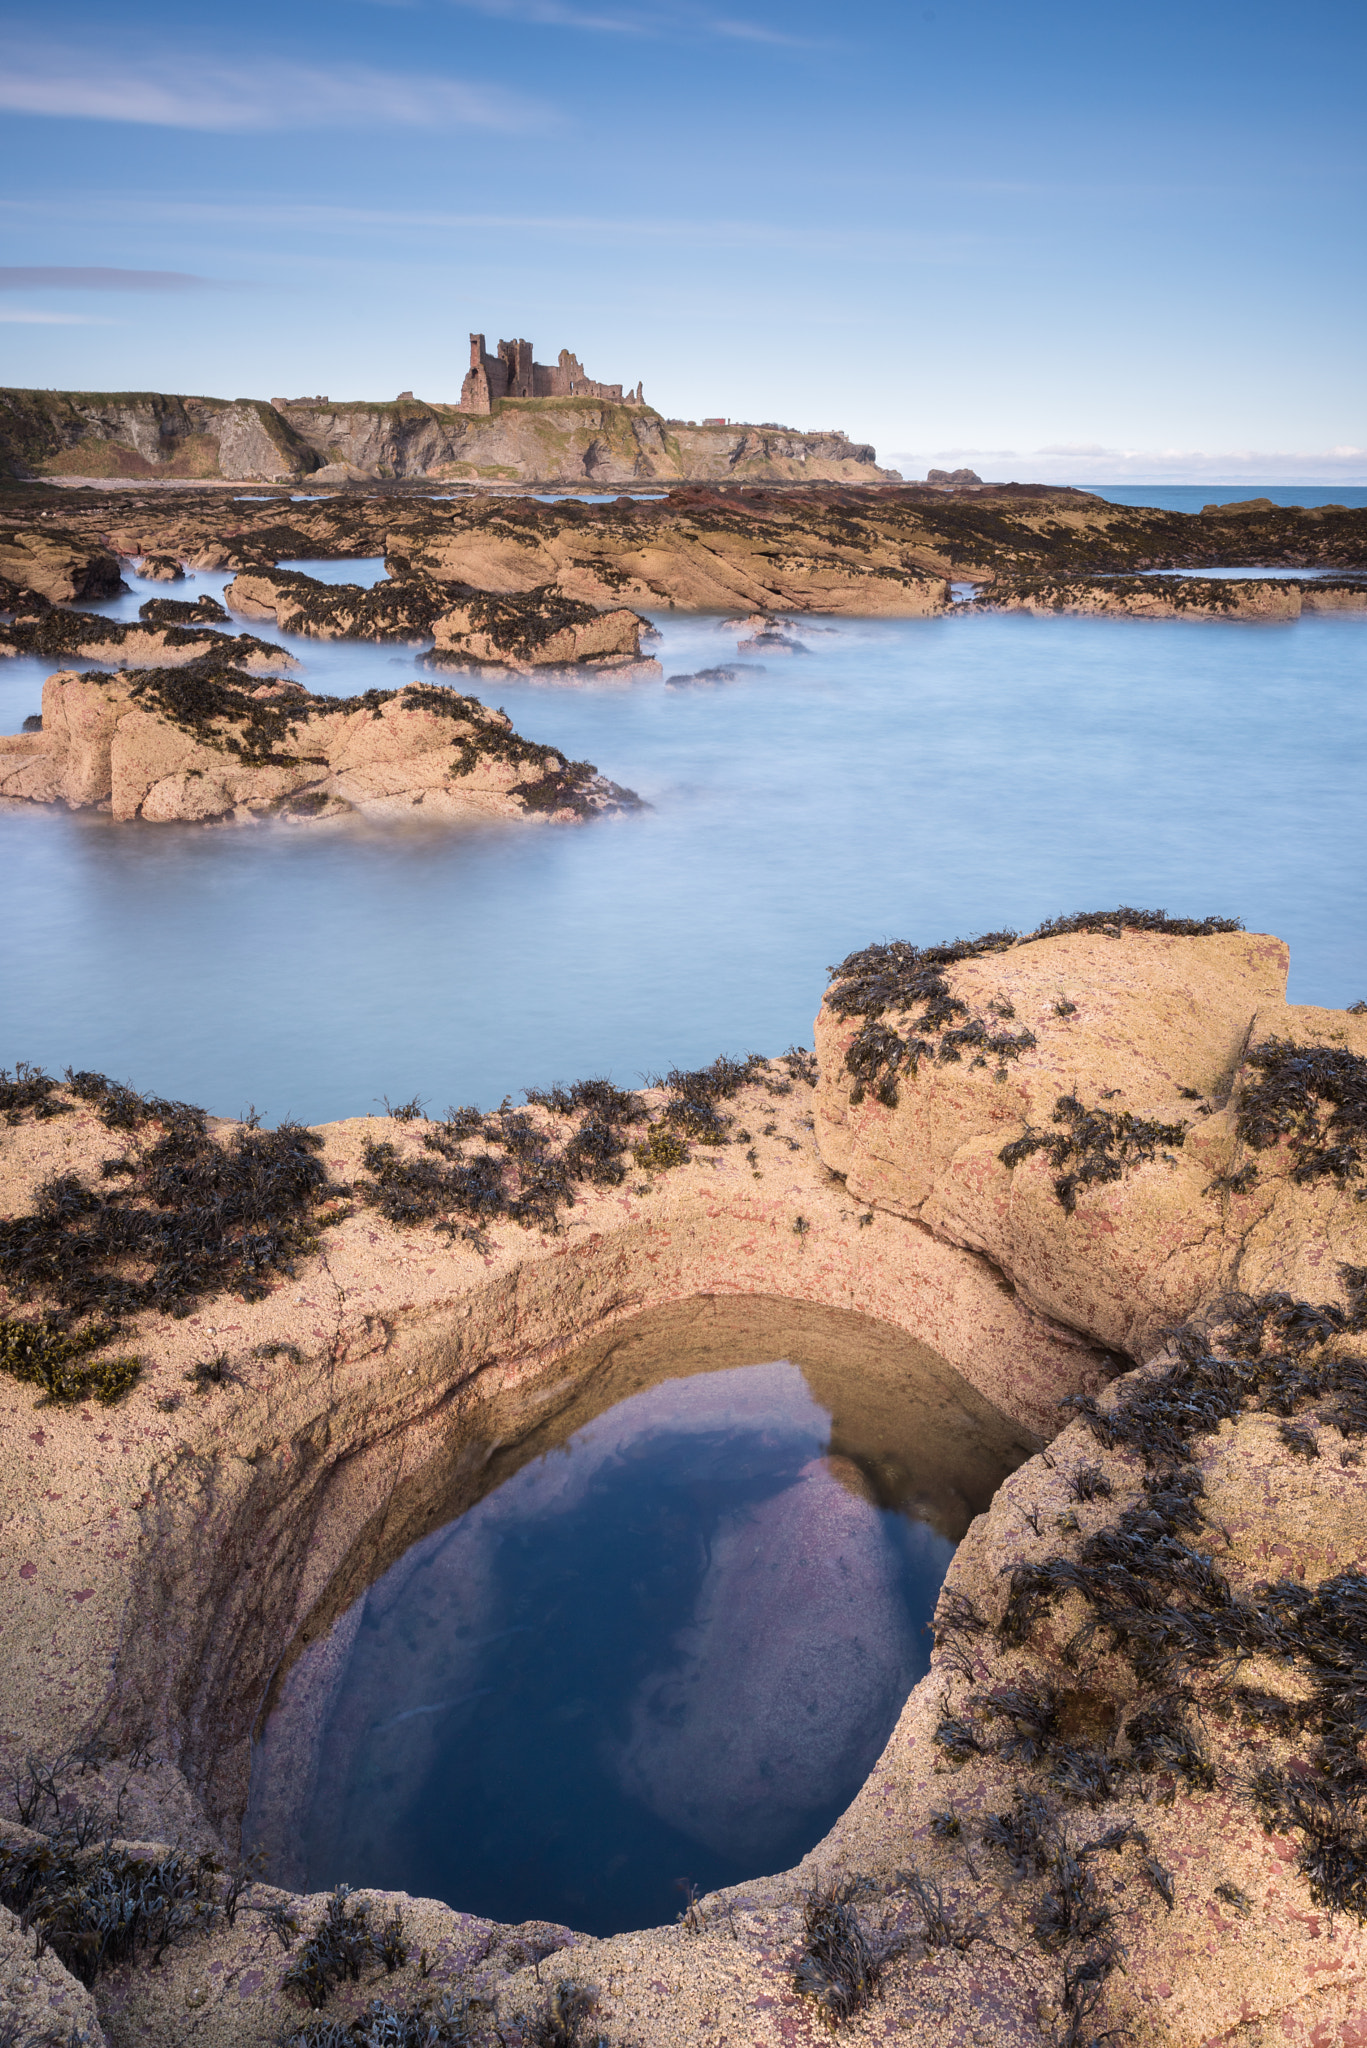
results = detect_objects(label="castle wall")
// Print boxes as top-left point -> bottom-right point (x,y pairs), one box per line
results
461,333 -> 639,412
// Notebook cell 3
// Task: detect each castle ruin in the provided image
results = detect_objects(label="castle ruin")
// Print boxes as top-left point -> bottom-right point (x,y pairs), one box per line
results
459,334 -> 644,414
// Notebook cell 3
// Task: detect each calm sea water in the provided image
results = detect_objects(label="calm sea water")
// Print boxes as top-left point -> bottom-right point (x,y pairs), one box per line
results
1088,485 -> 1367,514
2,561 -> 1364,1123
247,1360 -> 968,1934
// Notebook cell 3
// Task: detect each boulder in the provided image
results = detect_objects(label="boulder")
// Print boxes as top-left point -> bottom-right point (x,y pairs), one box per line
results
429,585 -> 652,671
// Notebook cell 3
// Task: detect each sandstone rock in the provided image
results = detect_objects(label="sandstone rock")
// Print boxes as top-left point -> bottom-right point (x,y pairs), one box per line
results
0,604 -> 292,671
430,585 -> 651,671
814,919 -> 1366,1361
137,552 -> 183,581
0,524 -> 123,603
975,573 -> 1308,619
0,944 -> 1364,2044
0,664 -> 640,823
0,1901 -> 109,2046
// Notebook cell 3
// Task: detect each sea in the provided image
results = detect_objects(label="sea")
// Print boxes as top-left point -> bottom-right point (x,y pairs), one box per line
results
2,491 -> 1365,1125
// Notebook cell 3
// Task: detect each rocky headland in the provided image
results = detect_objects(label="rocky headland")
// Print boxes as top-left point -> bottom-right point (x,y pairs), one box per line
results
1,915 -> 1365,2045
0,665 -> 637,824
0,387 -> 896,487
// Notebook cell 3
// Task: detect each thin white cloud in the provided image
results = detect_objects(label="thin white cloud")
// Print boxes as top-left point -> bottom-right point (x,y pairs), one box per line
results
0,309 -> 114,324
0,266 -> 219,292
0,196 -> 975,267
446,0 -> 823,45
0,48 -> 545,133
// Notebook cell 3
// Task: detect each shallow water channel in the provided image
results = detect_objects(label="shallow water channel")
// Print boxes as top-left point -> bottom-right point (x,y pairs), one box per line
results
246,1302 -> 1026,1934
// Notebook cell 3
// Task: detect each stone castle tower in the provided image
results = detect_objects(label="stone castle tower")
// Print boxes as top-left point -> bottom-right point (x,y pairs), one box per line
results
460,334 -> 644,414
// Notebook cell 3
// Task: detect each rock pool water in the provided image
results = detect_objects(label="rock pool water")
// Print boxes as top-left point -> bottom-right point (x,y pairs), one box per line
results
246,1354 -> 1000,1935
1,561 -> 1364,1122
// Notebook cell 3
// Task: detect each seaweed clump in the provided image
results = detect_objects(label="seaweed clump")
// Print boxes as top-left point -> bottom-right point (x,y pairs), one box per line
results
282,1889 -> 408,2010
356,1052 -> 814,1235
0,1832 -> 220,1986
1236,1037 -> 1367,1194
286,1997 -> 482,2047
0,1070 -> 343,1401
997,1094 -> 1189,1214
791,1877 -> 898,2030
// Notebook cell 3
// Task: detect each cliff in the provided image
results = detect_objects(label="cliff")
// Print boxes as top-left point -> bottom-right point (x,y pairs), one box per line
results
0,385 -> 897,486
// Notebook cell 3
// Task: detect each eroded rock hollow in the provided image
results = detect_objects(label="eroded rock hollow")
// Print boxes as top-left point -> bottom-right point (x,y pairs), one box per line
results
1,918 -> 1365,2046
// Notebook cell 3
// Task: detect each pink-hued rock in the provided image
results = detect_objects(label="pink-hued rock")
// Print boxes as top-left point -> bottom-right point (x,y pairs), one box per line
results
610,1456 -> 922,1859
813,927 -> 1367,1360
0,1900 -> 109,2045
1,931 -> 1365,2046
0,667 -> 638,823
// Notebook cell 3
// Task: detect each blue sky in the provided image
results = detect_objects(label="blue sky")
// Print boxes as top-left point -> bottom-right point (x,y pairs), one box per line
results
1,0 -> 1363,481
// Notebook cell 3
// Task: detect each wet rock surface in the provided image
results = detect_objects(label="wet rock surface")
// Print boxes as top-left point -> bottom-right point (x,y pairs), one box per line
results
4,482 -> 1363,623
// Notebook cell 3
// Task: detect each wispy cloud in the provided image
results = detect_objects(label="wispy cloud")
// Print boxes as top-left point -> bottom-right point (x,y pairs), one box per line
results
0,196 -> 973,266
0,266 -> 220,292
446,0 -> 823,46
0,309 -> 114,324
0,48 -> 546,132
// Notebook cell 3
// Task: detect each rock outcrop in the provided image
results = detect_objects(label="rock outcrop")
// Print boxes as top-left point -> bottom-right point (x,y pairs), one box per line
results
222,563 -> 656,669
6,486 -> 1365,623
0,665 -> 639,823
1,920 -> 1365,2044
0,591 -> 292,672
0,523 -> 123,603
970,572 -> 1367,618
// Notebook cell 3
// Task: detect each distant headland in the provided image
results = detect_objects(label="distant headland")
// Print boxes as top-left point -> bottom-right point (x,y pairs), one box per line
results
0,334 -> 899,488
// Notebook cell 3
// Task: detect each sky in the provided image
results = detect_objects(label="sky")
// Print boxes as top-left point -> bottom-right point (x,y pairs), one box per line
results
0,0 -> 1364,483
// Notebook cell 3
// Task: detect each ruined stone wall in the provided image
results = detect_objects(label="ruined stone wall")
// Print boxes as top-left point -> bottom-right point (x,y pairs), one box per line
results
462,333 -> 635,411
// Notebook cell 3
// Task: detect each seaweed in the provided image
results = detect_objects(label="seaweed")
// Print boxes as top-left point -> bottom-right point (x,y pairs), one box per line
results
0,1062 -> 71,1125
1030,910 -> 1242,941
982,1791 -> 1052,1876
0,1316 -> 141,1405
1236,1038 -> 1367,1192
0,1074 -> 339,1397
282,1888 -> 392,2010
0,1835 -> 219,1986
1031,1847 -> 1113,1951
286,1995 -> 482,2047
508,1979 -> 606,2048
791,1877 -> 893,2028
997,1096 -> 1188,1215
